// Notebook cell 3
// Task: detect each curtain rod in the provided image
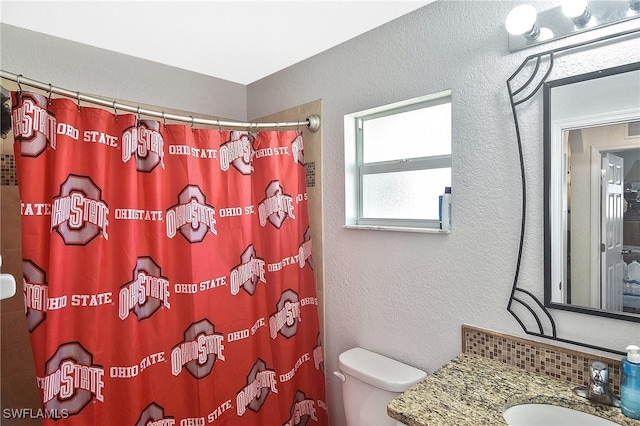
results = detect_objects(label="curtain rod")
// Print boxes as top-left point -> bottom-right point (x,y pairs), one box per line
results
0,70 -> 321,132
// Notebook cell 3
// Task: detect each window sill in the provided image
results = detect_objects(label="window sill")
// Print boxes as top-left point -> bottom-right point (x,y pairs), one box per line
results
342,224 -> 450,234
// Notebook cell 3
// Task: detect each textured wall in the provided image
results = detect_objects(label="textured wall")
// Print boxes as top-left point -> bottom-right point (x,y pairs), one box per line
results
0,24 -> 247,121
247,2 -> 640,425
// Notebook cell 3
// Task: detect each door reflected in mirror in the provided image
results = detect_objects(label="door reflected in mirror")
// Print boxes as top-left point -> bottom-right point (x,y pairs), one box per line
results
545,62 -> 640,322
563,124 -> 640,313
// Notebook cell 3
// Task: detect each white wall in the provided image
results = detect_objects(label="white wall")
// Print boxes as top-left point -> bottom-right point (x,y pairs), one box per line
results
0,24 -> 247,120
247,2 -> 640,425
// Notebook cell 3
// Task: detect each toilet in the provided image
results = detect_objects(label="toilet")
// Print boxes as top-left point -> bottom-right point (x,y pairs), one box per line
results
334,347 -> 427,426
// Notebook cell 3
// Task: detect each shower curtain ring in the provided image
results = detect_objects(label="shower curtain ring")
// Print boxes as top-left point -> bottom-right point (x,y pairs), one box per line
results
217,119 -> 222,134
76,91 -> 81,112
113,101 -> 118,120
137,106 -> 141,125
16,74 -> 23,95
47,83 -> 53,106
162,111 -> 166,127
190,116 -> 195,129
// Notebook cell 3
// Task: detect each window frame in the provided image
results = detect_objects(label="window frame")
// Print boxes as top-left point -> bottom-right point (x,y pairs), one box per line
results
346,90 -> 452,231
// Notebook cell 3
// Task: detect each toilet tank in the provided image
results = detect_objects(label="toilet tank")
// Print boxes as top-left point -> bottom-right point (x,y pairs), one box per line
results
337,347 -> 427,426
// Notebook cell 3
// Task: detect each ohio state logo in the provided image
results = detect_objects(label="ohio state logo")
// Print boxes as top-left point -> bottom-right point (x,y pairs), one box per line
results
23,260 -> 48,332
258,180 -> 295,228
12,92 -> 57,157
122,120 -> 165,172
283,390 -> 318,426
219,131 -> 254,174
236,358 -> 278,416
230,245 -> 266,296
37,343 -> 105,417
166,185 -> 217,243
291,131 -> 304,166
135,402 -> 175,426
299,227 -> 313,270
119,257 -> 170,321
171,319 -> 225,379
23,260 -> 68,331
51,174 -> 109,245
269,289 -> 301,339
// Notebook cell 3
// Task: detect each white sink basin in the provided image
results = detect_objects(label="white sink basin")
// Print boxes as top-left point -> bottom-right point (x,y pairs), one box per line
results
503,403 -> 619,426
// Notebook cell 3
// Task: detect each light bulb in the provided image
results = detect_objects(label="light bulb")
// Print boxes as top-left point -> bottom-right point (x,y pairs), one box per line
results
505,4 -> 540,39
538,27 -> 555,41
562,0 -> 588,18
562,0 -> 592,27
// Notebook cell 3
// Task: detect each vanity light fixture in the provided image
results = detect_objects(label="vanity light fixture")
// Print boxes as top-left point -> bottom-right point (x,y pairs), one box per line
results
506,0 -> 640,52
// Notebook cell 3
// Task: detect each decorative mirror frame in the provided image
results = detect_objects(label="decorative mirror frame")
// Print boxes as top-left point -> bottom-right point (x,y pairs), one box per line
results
506,27 -> 640,357
543,61 -> 640,323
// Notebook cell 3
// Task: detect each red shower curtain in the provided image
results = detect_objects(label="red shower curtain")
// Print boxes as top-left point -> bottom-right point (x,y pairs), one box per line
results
12,92 -> 327,426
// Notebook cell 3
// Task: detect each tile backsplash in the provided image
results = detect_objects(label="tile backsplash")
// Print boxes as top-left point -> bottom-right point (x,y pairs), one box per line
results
1,153 -> 17,186
462,324 -> 622,395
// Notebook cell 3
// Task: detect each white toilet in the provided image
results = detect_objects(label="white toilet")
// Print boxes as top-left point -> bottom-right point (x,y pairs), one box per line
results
334,347 -> 427,426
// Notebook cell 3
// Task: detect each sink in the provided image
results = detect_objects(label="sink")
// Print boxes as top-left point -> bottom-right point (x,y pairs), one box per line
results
503,404 -> 619,426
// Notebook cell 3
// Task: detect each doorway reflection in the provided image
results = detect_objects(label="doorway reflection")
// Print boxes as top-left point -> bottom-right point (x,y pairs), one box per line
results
565,122 -> 640,314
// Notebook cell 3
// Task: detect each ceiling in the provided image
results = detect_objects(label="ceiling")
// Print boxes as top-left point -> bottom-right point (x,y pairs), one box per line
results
0,1 -> 433,85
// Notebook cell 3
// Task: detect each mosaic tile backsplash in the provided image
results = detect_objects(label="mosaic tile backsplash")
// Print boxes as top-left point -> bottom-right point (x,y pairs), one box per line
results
305,161 -> 315,188
462,325 -> 622,396
1,154 -> 17,186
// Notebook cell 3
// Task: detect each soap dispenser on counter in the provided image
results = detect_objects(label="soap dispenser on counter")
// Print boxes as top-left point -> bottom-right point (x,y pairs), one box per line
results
621,344 -> 640,420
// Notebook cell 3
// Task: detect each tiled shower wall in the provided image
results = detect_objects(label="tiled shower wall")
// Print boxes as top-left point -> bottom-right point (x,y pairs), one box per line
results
462,324 -> 623,396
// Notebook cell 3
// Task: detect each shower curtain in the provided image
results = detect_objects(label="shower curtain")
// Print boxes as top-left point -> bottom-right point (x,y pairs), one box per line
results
11,92 -> 327,426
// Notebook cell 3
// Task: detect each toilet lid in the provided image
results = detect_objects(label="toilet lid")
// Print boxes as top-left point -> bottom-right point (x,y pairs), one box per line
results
338,347 -> 427,392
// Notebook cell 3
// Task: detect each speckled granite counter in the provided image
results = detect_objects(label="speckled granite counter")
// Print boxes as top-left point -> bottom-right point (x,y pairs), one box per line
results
388,353 -> 639,426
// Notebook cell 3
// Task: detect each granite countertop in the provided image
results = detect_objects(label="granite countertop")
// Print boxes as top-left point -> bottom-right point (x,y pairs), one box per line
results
388,353 -> 639,426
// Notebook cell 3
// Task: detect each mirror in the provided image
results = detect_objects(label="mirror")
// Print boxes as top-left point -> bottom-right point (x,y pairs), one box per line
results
544,62 -> 640,322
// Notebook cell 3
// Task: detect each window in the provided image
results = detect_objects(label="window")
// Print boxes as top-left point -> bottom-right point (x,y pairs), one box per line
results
345,90 -> 452,231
